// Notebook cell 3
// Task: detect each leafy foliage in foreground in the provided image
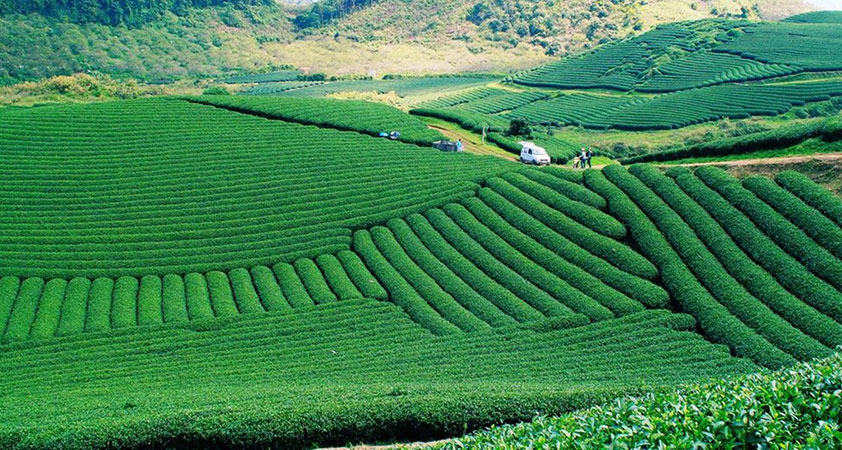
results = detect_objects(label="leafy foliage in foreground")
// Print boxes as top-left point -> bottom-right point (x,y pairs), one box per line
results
442,352 -> 842,449
0,300 -> 756,449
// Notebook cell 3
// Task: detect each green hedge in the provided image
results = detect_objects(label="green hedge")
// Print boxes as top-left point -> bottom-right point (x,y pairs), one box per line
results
520,169 -> 606,209
370,226 -> 489,332
404,214 -> 547,324
666,168 -> 842,349
250,266 -> 291,312
353,229 -> 460,336
55,277 -> 91,336
229,268 -> 264,314
697,167 -> 842,293
501,172 -> 625,239
386,218 -> 516,328
336,251 -> 388,301
85,278 -> 114,333
478,187 -> 668,308
184,273 -> 214,321
590,166 -> 795,369
272,263 -> 315,308
425,208 -> 576,319
28,279 -> 66,340
776,170 -> 842,227
206,271 -> 239,318
487,177 -> 657,280
316,255 -> 364,301
444,203 -> 615,321
629,164 -> 830,361
111,276 -> 139,329
745,175 -> 842,262
161,274 -> 188,324
669,167 -> 842,328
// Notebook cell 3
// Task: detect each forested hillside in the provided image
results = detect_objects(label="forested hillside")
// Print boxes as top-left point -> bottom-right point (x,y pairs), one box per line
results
0,0 -> 812,84
0,0 -> 272,26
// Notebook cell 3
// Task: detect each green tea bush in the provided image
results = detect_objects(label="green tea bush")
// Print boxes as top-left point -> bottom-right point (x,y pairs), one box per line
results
293,259 -> 337,304
697,167 -> 842,293
184,273 -> 214,321
137,275 -> 163,325
386,219 -> 516,328
272,263 -> 314,308
666,168 -> 842,349
745,175 -> 842,261
462,197 -> 651,316
670,167 -> 842,327
250,266 -> 290,311
336,250 -> 388,301
405,213 -> 546,323
111,276 -> 139,329
445,203 -> 622,320
161,274 -> 188,324
370,226 -> 488,332
315,255 -> 363,301
228,268 -> 264,314
353,229 -> 460,335
444,353 -> 842,449
85,278 -> 114,333
55,277 -> 90,336
206,271 -> 239,317
520,169 -> 606,209
590,166 -> 794,368
4,278 -> 45,342
28,278 -> 66,340
425,208 -> 575,319
776,170 -> 842,227
487,177 -> 656,279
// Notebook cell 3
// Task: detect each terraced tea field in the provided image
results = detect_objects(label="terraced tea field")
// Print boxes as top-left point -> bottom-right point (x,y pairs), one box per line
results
5,12 -> 842,448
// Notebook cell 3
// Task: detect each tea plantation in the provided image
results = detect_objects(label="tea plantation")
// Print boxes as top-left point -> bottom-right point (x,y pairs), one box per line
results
400,15 -> 842,159
4,12 -> 842,448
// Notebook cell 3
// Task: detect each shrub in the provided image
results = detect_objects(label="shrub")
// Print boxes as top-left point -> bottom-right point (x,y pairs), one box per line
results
294,259 -> 338,304
3,277 -> 44,343
370,226 -> 489,332
352,229 -> 460,336
697,167 -> 842,294
28,278 -> 67,340
137,275 -> 163,326
336,251 -> 388,301
386,218 -> 517,328
250,266 -> 290,312
184,273 -> 214,321
315,255 -> 363,301
776,170 -> 842,228
111,276 -> 139,329
56,277 -> 92,336
229,268 -> 264,314
162,274 -> 188,324
206,271 -> 239,317
272,263 -> 315,308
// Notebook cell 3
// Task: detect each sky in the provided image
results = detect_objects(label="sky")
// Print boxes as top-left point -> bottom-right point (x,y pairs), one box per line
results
805,0 -> 842,9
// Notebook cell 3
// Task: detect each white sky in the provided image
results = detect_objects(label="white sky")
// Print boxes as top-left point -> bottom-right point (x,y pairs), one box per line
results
806,0 -> 842,9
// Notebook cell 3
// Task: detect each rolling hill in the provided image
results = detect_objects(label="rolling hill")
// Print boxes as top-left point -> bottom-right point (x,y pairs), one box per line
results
0,0 -> 813,84
1,93 -> 842,447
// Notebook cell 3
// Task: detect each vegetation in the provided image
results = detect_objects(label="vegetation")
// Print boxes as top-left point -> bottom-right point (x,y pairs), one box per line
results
0,98 -> 508,278
189,95 -> 444,145
443,352 -> 842,449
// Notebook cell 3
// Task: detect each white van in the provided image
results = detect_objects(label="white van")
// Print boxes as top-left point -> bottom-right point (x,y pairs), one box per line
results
519,142 -> 551,165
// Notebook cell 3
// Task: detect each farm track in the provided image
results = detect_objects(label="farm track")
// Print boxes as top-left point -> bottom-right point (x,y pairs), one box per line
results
664,152 -> 842,167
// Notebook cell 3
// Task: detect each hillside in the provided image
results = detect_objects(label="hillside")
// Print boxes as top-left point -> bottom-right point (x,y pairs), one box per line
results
0,0 -> 813,84
2,95 -> 842,446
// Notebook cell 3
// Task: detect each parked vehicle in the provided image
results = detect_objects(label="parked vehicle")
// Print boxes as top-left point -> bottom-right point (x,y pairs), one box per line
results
519,142 -> 551,165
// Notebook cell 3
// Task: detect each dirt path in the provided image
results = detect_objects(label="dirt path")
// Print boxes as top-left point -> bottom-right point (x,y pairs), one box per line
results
426,124 -> 517,161
664,152 -> 842,167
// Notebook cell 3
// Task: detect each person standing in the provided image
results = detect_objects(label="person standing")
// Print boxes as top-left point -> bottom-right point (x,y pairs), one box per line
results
580,148 -> 588,169
586,147 -> 594,168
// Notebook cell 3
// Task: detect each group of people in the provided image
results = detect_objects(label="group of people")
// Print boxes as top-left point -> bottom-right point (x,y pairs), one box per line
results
573,147 -> 595,169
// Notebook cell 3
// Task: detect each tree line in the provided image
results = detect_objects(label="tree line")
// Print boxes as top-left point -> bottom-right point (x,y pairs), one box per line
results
0,0 -> 272,26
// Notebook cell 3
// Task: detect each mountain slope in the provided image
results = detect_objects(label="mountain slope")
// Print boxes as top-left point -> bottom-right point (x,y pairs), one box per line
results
0,0 -> 813,84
